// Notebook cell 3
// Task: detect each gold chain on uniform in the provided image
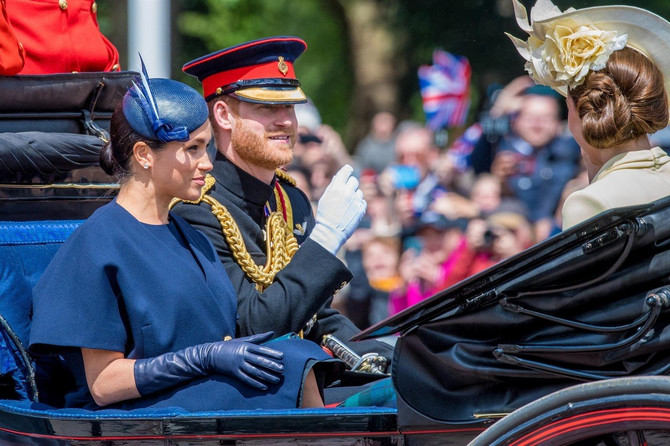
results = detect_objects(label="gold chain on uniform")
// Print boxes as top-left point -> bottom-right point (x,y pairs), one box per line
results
170,172 -> 299,291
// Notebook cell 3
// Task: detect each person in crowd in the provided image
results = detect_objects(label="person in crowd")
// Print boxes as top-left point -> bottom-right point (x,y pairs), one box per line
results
428,152 -> 478,221
469,174 -> 503,215
469,82 -> 581,241
468,173 -> 530,220
284,161 -> 314,205
357,169 -> 400,237
377,124 -> 443,239
296,133 -> 340,202
295,98 -> 323,135
508,0 -> 670,230
436,202 -> 533,289
354,111 -> 398,174
295,98 -> 353,171
174,37 -> 393,370
346,235 -> 403,328
292,131 -> 323,171
29,71 -> 334,411
389,211 -> 467,315
315,122 -> 354,171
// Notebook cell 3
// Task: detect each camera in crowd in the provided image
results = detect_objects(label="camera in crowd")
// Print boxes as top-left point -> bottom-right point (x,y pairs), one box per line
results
482,225 -> 499,249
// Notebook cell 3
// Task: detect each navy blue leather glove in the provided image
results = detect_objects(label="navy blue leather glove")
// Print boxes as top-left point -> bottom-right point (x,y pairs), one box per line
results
134,331 -> 284,396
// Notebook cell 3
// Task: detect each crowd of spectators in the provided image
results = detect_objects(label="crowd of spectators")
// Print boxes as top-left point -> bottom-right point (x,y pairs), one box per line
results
286,76 -> 600,330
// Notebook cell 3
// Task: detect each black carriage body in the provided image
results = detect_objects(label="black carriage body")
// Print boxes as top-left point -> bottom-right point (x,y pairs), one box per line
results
0,72 -> 138,135
2,72 -> 670,445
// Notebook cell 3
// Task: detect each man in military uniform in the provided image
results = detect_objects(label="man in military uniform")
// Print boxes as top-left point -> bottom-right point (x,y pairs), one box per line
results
174,37 -> 393,366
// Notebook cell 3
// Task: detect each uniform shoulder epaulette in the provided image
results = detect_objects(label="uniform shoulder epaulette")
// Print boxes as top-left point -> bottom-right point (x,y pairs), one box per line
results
275,168 -> 297,187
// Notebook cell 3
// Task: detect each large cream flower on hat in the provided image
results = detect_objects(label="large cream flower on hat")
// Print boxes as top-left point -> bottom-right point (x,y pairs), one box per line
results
507,0 -> 627,96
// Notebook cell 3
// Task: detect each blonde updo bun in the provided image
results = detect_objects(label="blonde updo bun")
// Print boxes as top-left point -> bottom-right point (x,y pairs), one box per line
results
569,47 -> 668,149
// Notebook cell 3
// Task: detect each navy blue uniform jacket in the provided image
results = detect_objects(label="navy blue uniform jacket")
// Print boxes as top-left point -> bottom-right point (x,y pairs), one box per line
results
30,200 -> 331,410
173,154 -> 393,358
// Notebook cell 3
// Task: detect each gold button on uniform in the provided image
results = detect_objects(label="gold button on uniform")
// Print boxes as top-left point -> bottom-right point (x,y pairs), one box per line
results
91,1 -> 97,13
111,64 -> 120,71
223,335 -> 232,341
333,281 -> 348,295
59,0 -> 67,10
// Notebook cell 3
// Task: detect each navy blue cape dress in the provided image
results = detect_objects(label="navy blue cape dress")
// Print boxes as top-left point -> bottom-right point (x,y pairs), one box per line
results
30,200 -> 335,411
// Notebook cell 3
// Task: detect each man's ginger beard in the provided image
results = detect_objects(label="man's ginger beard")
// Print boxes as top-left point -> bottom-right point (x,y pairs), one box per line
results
231,118 -> 295,170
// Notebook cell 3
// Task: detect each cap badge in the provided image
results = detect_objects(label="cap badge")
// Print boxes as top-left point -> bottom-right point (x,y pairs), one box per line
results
277,56 -> 288,76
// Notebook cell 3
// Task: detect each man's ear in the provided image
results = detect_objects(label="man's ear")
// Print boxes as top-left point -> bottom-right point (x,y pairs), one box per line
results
212,99 -> 234,131
132,141 -> 154,170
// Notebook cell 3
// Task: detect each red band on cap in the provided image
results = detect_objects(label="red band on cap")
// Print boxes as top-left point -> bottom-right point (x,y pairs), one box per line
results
202,61 -> 296,98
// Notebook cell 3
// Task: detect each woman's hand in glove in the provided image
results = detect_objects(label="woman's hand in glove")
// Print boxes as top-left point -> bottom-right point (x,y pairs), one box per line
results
134,331 -> 284,396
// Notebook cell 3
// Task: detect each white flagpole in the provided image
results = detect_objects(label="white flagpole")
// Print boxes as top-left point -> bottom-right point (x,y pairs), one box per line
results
127,0 -> 171,78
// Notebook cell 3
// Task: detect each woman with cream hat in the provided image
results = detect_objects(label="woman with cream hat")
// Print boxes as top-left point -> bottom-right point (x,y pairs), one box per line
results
507,0 -> 670,229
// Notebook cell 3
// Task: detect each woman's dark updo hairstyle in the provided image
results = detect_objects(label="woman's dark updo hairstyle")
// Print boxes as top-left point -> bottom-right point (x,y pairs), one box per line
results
99,104 -> 164,183
568,46 -> 669,149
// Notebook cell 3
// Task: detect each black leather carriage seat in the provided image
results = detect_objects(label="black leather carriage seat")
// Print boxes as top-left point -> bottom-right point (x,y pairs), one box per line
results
0,220 -> 81,404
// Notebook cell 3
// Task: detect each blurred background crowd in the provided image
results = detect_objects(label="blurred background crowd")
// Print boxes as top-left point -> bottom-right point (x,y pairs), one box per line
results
285,73 -> 670,329
289,76 -> 581,329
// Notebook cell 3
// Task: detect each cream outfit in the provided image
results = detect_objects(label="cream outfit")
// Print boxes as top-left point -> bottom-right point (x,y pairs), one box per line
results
562,146 -> 670,229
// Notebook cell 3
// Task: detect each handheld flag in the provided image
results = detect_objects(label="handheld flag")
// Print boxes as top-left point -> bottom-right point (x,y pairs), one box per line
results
418,50 -> 471,130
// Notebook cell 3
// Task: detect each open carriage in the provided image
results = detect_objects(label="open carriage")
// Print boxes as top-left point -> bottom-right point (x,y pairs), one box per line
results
1,72 -> 670,445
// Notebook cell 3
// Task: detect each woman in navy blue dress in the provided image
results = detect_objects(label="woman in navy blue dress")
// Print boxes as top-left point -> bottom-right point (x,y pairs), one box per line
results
29,68 -> 335,411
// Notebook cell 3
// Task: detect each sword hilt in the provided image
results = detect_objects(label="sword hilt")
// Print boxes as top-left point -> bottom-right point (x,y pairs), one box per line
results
321,334 -> 388,374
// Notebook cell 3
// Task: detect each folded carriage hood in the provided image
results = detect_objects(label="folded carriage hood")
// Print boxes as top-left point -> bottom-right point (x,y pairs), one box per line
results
357,195 -> 670,424
353,196 -> 670,342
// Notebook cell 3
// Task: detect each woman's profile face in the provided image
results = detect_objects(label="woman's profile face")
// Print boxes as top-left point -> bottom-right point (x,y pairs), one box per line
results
151,121 -> 213,202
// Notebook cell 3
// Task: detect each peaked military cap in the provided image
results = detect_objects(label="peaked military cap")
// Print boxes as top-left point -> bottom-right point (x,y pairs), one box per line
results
183,36 -> 308,104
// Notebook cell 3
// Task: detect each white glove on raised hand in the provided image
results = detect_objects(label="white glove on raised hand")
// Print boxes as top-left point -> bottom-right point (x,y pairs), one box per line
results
309,165 -> 367,255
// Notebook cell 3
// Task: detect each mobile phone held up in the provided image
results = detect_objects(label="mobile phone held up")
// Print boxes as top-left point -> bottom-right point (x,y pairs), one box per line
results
389,164 -> 420,190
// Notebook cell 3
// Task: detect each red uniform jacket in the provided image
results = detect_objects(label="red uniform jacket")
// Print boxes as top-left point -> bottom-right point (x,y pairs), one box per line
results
5,0 -> 119,74
0,0 -> 25,75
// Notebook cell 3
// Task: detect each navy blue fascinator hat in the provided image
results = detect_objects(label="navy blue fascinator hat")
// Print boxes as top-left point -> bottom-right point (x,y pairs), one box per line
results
123,58 -> 209,143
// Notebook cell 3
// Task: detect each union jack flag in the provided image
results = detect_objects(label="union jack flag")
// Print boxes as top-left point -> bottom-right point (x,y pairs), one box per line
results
418,50 -> 471,130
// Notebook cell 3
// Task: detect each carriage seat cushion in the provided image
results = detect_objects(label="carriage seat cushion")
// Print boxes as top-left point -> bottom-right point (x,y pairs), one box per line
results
0,220 -> 81,401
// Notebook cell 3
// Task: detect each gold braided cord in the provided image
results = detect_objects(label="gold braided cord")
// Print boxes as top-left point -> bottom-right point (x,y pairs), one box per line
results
204,196 -> 298,289
273,187 -> 283,216
170,173 -> 299,291
275,168 -> 297,187
274,183 -> 294,230
171,171 -> 314,339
